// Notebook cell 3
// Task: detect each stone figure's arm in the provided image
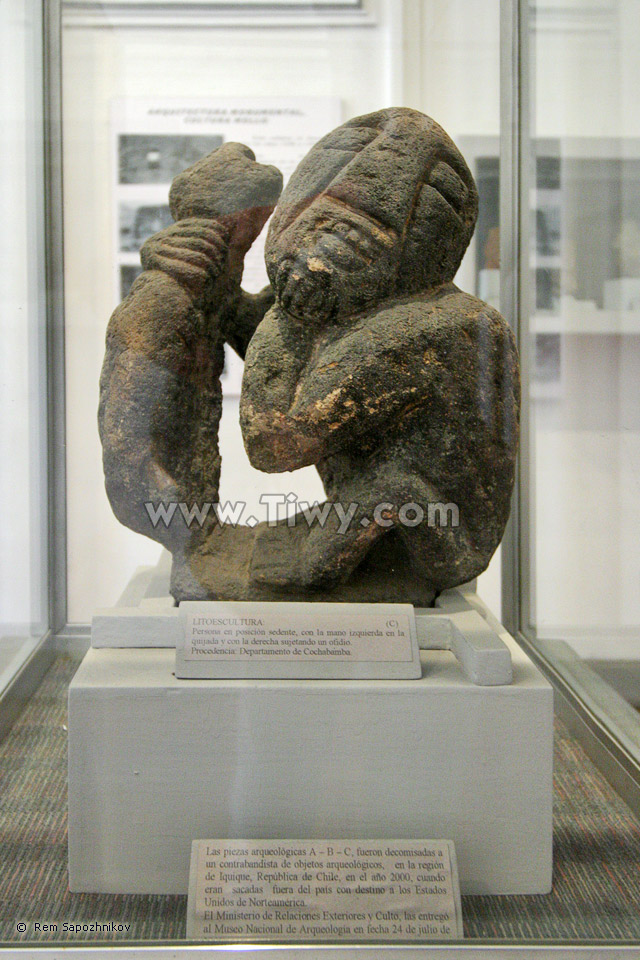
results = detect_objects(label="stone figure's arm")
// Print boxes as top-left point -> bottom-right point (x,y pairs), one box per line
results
99,144 -> 282,546
140,228 -> 275,358
99,215 -> 243,551
225,286 -> 276,359
240,304 -> 319,471
242,295 -> 517,472
99,217 -> 246,550
138,217 -> 231,304
137,141 -> 281,313
242,300 -> 439,472
98,267 -> 225,551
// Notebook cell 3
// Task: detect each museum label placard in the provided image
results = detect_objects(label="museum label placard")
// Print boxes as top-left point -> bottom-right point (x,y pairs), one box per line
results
176,600 -> 421,679
186,839 -> 462,942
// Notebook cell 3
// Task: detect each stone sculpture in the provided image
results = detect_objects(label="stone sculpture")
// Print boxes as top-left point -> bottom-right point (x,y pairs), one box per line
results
99,108 -> 520,605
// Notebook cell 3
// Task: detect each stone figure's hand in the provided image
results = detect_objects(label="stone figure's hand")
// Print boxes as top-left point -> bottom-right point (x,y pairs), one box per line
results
169,142 -> 282,261
273,251 -> 336,326
140,218 -> 230,302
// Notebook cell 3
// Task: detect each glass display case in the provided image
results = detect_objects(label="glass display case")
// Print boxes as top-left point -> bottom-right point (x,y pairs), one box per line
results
1,0 -> 640,953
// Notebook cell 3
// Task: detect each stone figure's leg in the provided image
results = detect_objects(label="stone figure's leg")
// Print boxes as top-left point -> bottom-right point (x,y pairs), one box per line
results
249,461 -> 416,589
249,458 -> 494,592
249,497 -> 389,588
393,477 -> 494,591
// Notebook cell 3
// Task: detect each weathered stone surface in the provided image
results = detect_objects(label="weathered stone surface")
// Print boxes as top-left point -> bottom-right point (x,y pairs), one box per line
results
100,109 -> 520,606
99,143 -> 282,553
170,523 -> 439,606
239,109 -> 519,598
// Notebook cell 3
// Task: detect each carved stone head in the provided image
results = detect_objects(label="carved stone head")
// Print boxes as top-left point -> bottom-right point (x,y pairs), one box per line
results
264,107 -> 478,325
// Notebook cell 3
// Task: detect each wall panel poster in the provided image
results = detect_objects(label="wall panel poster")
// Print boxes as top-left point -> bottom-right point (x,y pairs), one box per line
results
112,97 -> 341,393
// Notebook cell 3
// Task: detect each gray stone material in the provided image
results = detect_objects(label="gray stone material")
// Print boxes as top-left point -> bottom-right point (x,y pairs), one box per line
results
99,109 -> 520,605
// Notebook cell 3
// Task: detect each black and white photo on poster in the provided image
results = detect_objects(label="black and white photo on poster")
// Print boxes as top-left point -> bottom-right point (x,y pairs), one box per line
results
112,97 -> 341,394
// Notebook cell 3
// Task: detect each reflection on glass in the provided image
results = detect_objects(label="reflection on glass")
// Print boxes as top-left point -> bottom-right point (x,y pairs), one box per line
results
0,0 -> 48,682
528,2 -> 640,676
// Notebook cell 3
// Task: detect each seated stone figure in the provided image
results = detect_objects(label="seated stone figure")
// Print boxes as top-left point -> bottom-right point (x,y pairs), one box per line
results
240,107 -> 519,599
99,109 -> 519,605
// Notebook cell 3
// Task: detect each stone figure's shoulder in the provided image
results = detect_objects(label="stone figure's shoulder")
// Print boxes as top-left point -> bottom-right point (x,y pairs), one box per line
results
426,286 -> 516,344
361,285 -> 514,349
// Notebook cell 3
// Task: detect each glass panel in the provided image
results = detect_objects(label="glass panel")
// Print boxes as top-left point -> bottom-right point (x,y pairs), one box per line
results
0,0 -> 49,682
62,2 -> 391,623
9,0 -> 640,950
525,0 -> 640,694
61,0 -> 503,623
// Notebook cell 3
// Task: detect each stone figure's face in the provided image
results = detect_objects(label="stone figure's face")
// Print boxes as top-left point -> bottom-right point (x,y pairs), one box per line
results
265,108 -> 478,324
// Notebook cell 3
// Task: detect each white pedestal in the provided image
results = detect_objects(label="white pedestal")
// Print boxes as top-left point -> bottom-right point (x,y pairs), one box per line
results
68,633 -> 553,896
92,556 -> 514,687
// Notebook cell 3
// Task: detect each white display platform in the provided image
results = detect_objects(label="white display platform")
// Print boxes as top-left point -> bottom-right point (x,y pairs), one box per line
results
92,552 -> 181,648
68,627 -> 553,896
92,554 -> 513,686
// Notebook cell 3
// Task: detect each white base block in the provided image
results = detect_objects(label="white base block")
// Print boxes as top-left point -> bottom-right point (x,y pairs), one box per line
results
68,632 -> 553,897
